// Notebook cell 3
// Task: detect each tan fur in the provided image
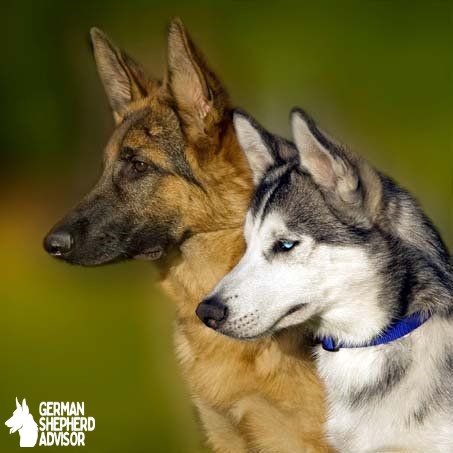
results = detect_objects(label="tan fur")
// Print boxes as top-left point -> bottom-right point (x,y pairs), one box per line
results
156,126 -> 329,452
91,20 -> 330,452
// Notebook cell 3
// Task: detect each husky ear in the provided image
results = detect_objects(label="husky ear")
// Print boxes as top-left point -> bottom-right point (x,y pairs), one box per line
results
167,18 -> 228,146
233,111 -> 276,185
291,108 -> 383,227
16,397 -> 20,410
22,399 -> 29,415
90,28 -> 157,124
291,109 -> 361,205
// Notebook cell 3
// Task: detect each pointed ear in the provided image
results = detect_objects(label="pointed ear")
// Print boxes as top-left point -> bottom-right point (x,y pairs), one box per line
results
167,18 -> 228,145
16,397 -> 20,410
291,108 -> 361,205
22,399 -> 29,415
233,111 -> 276,185
90,27 -> 157,123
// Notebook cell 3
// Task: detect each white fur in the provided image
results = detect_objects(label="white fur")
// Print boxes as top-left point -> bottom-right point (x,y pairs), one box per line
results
317,318 -> 453,452
209,209 -> 453,451
211,211 -> 385,342
5,398 -> 38,447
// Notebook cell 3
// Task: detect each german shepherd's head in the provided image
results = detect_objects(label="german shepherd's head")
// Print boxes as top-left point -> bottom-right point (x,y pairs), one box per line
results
44,20 -> 251,266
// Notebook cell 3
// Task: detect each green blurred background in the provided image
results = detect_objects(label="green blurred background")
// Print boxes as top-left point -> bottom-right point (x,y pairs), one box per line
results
1,1 -> 452,451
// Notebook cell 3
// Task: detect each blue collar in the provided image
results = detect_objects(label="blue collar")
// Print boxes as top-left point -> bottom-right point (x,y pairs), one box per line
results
319,311 -> 431,352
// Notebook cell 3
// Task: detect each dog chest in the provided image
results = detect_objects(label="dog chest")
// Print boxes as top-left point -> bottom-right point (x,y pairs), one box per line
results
315,322 -> 453,452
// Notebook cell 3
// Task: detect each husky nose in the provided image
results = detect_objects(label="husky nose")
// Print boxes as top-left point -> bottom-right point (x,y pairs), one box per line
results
196,297 -> 229,330
44,230 -> 74,256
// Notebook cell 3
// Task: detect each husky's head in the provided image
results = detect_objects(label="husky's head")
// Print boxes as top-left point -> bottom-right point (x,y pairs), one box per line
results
5,398 -> 32,434
197,109 -> 451,341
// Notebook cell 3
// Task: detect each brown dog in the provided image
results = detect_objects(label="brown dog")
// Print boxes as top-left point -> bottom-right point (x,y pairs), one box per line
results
43,19 -> 328,452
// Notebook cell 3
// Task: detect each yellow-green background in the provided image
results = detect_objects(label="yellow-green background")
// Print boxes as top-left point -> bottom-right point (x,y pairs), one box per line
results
1,1 -> 452,451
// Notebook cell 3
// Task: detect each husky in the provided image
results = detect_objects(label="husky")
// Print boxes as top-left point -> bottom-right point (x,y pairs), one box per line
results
5,398 -> 38,447
43,21 -> 328,452
199,108 -> 453,452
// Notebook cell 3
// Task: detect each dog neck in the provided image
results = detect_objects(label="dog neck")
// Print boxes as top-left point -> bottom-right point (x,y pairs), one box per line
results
314,288 -> 393,347
159,122 -> 252,316
314,246 -> 453,348
157,123 -> 316,363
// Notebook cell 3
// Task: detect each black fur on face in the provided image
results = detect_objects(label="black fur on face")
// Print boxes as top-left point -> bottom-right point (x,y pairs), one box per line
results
46,192 -> 179,266
44,107 -> 194,266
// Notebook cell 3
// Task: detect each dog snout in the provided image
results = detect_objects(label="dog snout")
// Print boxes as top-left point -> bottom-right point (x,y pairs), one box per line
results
196,296 -> 229,330
44,228 -> 74,257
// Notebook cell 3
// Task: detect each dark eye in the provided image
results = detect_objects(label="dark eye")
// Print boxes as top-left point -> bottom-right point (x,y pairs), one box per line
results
132,160 -> 148,173
275,239 -> 299,252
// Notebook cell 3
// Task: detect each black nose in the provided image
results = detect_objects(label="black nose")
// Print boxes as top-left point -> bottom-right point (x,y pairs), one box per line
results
196,297 -> 229,330
43,230 -> 73,256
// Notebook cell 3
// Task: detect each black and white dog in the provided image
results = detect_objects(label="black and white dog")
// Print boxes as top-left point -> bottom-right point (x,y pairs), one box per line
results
197,108 -> 453,452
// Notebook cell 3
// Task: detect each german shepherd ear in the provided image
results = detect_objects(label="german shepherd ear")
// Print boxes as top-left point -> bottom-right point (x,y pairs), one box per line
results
233,111 -> 277,185
90,28 -> 156,124
167,18 -> 228,146
16,397 -> 20,410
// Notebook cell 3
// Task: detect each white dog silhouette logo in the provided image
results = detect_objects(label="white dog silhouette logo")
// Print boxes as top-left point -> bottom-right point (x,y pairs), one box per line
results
5,397 -> 38,447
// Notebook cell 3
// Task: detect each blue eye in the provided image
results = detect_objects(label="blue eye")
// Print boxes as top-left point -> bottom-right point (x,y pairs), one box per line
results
276,240 -> 299,252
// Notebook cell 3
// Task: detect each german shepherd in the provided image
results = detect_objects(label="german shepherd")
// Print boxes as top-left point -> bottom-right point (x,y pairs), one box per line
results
201,108 -> 453,452
43,21 -> 328,452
